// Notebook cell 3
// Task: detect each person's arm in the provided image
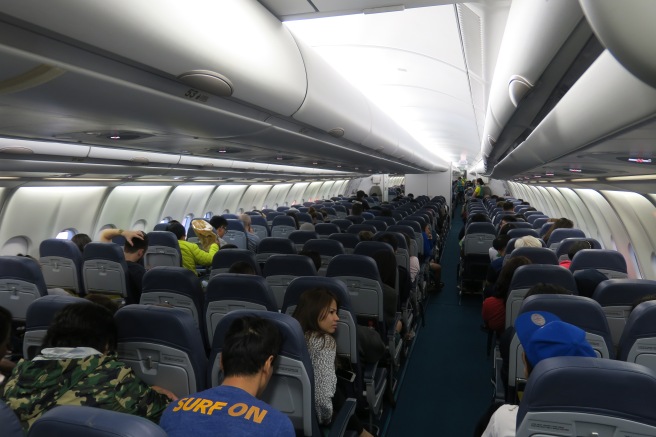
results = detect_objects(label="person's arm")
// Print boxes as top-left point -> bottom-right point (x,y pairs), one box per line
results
113,364 -> 173,422
307,335 -> 336,424
188,241 -> 219,266
99,229 -> 144,246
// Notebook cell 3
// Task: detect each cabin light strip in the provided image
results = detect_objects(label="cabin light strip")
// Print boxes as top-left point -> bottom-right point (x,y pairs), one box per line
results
570,178 -> 598,182
45,177 -> 120,181
0,176 -> 18,180
606,174 -> 656,181
549,179 -> 566,183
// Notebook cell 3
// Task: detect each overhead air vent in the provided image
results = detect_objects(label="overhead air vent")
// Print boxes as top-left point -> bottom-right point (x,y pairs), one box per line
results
177,70 -> 233,97
328,128 -> 345,138
0,146 -> 34,155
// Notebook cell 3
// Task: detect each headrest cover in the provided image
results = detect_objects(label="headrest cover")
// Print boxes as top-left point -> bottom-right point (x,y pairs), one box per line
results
516,311 -> 595,367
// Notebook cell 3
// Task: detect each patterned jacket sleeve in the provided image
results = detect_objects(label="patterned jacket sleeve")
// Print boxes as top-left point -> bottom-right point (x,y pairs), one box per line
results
306,334 -> 337,425
112,364 -> 171,422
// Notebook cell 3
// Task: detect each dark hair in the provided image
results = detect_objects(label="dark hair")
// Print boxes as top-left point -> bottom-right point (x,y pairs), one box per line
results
299,250 -> 321,271
380,209 -> 393,217
292,288 -> 339,339
71,233 -> 91,252
228,261 -> 256,275
543,217 -> 574,243
476,178 -> 484,185
356,190 -> 366,199
378,233 -> 398,252
373,250 -> 396,289
124,231 -> 148,254
502,201 -> 514,211
492,234 -> 511,252
209,216 -> 228,230
0,305 -> 12,347
469,213 -> 488,223
631,294 -> 656,311
525,283 -> 572,299
222,316 -> 282,378
494,256 -> 531,300
167,222 -> 186,240
498,223 -> 517,236
85,294 -> 120,315
500,215 -> 518,223
351,203 -> 363,216
568,240 -> 592,260
42,302 -> 117,352
358,230 -> 374,241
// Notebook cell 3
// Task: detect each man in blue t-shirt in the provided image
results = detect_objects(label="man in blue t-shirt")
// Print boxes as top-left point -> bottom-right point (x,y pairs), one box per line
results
160,316 -> 294,437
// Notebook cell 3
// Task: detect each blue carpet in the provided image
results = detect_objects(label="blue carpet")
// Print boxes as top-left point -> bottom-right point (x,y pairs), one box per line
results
384,208 -> 493,436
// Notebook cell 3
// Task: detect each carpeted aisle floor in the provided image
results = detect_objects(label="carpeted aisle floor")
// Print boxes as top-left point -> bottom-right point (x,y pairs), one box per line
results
384,207 -> 493,436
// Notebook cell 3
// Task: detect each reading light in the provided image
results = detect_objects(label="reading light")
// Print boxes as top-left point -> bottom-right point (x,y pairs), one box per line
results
545,172 -> 554,176
571,178 -> 598,182
606,174 -> 656,181
628,158 -> 652,163
550,180 -> 566,183
569,168 -> 582,173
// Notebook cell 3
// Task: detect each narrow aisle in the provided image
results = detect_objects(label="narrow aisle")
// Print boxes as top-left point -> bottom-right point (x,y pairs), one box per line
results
385,207 -> 492,436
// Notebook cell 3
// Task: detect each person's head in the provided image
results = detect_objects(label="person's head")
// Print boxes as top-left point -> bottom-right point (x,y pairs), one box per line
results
221,316 -> 282,396
71,233 -> 91,253
299,250 -> 321,271
299,222 -> 315,232
544,217 -> 574,242
228,261 -> 256,275
209,216 -> 228,238
285,211 -> 300,229
358,230 -> 374,242
240,214 -> 253,232
568,240 -> 592,260
476,178 -> 484,186
123,231 -> 148,261
373,250 -> 396,289
378,233 -> 398,252
356,190 -> 366,200
0,306 -> 12,359
498,223 -> 517,236
495,256 -> 531,299
573,268 -> 608,298
631,294 -> 656,311
292,288 -> 339,336
42,302 -> 117,353
85,294 -> 120,315
469,213 -> 488,223
514,235 -> 542,249
502,201 -> 514,212
499,215 -> 517,228
515,311 -> 595,375
524,283 -> 573,299
351,202 -> 363,216
492,234 -> 511,256
167,222 -> 186,240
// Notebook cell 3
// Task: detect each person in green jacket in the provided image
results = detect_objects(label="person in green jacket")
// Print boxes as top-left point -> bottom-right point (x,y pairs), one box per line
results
1,302 -> 174,432
167,221 -> 219,275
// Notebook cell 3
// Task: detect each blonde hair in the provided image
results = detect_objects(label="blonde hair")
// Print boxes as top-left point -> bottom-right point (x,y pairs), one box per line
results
514,235 -> 542,248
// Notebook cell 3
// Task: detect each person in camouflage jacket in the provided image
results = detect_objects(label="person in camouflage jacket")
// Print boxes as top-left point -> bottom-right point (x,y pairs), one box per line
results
0,302 -> 173,431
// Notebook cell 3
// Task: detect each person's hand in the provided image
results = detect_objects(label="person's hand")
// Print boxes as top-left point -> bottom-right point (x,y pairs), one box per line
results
122,230 -> 145,246
152,385 -> 178,401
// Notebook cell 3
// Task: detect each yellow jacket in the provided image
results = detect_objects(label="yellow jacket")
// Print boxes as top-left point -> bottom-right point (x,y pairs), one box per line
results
179,240 -> 218,274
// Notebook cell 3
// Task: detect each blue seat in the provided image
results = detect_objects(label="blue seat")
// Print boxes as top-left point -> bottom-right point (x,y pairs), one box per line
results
204,273 -> 277,345
302,239 -> 345,273
546,228 -> 586,248
255,237 -> 296,265
315,222 -> 340,239
505,265 -> 576,329
327,233 -> 360,255
570,249 -> 628,279
0,255 -> 49,321
223,219 -> 248,250
0,399 -> 22,437
210,248 -> 260,277
265,211 -> 284,226
464,222 -> 496,236
345,215 -> 365,224
506,228 -> 539,239
206,310 -> 354,437
297,212 -> 313,224
556,237 -> 602,260
250,214 -> 269,240
525,214 -> 549,225
39,239 -> 85,295
353,240 -> 395,259
532,217 -> 549,231
321,207 -> 338,220
28,405 -> 167,437
377,216 -> 396,226
509,247 -> 558,265
140,266 -> 206,345
82,243 -> 129,299
345,224 -> 377,235
360,212 -> 375,220
115,305 -> 208,396
362,220 -> 388,232
538,221 -> 553,237
516,357 -> 656,437
263,254 -> 317,309
288,230 -> 319,252
221,213 -> 239,220
276,206 -> 290,212
618,300 -> 656,367
271,215 -> 297,238
330,219 -> 353,233
23,295 -> 87,359
593,279 -> 656,349
510,222 -> 533,229
153,223 -> 169,231
333,205 -> 347,218
144,231 -> 182,269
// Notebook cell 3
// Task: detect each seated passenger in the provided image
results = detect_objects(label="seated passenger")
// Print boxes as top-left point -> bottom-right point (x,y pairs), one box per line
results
167,222 -> 218,275
513,235 -> 542,249
299,249 -> 322,272
99,228 -> 148,304
542,217 -> 573,244
0,302 -> 173,431
209,216 -> 229,248
482,257 -> 531,333
228,261 -> 256,275
559,240 -> 591,269
160,316 -> 294,437
422,224 -> 443,290
71,233 -> 91,252
240,214 -> 261,252
292,288 -> 374,437
479,311 -> 595,437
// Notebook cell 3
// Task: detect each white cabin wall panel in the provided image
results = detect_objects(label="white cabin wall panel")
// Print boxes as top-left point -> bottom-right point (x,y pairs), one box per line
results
404,172 -> 452,200
304,182 -> 325,202
332,181 -> 348,197
94,186 -> 172,237
317,181 -> 335,200
263,184 -> 293,210
1,0 -> 308,116
239,185 -> 272,213
0,186 -> 107,257
557,188 -> 600,244
602,191 -> 656,279
206,185 -> 249,215
545,187 -> 577,225
286,183 -> 311,206
160,185 -> 216,223
535,186 -> 560,218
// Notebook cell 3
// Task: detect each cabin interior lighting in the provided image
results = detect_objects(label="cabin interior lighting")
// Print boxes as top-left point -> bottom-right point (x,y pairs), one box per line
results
627,158 -> 652,163
45,177 -> 120,181
571,178 -> 598,182
568,168 -> 582,173
194,179 -> 224,183
606,174 -> 656,181
549,180 -> 566,183
545,172 -> 554,176
0,176 -> 18,180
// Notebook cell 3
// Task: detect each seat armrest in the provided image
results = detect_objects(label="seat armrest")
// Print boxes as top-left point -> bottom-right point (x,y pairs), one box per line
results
328,398 -> 358,437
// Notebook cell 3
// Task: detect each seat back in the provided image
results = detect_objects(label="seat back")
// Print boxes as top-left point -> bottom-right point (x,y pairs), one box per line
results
144,231 -> 182,269
505,265 -> 577,328
330,219 -> 353,232
314,223 -> 340,239
345,224 -> 377,235
288,230 -> 319,252
24,295 -> 87,359
462,223 -> 496,256
506,228 -> 539,239
115,305 -> 207,396
556,237 -> 602,260
28,405 -> 167,437
327,233 -> 360,254
265,211 -> 283,226
140,266 -> 205,334
362,220 -> 387,232
0,399 -> 22,437
255,237 -> 296,265
211,248 -> 260,277
0,255 -> 49,321
516,356 -> 656,437
271,215 -> 297,238
301,239 -> 345,273
618,300 -> 656,367
546,228 -> 586,248
223,219 -> 248,249
39,239 -> 85,294
82,243 -> 129,298
593,279 -> 656,349
570,249 -> 628,279
250,215 -> 269,240
532,217 -> 549,230
263,255 -> 317,309
207,310 -> 321,437
509,247 -> 558,265
204,273 -> 278,345
345,215 -> 365,224
333,205 -> 347,218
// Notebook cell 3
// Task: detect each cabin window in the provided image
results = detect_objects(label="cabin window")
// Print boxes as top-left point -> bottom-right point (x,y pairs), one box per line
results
160,217 -> 172,223
1,236 -> 30,256
56,228 -> 78,240
132,219 -> 146,231
223,209 -> 230,214
204,212 -> 213,219
182,214 -> 194,231
99,224 -> 116,231
628,244 -> 642,279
